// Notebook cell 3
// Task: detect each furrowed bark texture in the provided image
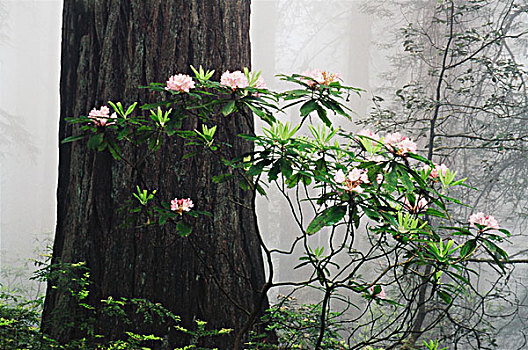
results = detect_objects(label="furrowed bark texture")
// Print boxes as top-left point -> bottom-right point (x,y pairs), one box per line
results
43,1 -> 267,348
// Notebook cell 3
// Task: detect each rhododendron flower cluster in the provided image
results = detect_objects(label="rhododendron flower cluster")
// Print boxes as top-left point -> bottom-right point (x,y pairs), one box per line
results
166,74 -> 195,92
424,162 -> 448,179
334,168 -> 369,194
384,132 -> 417,156
301,69 -> 342,87
220,70 -> 250,90
220,70 -> 266,90
469,212 -> 499,230
88,105 -> 117,126
369,285 -> 386,299
402,197 -> 428,213
171,198 -> 194,215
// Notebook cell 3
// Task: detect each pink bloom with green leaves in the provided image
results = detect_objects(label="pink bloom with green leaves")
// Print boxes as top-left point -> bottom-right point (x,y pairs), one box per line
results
357,129 -> 381,149
171,198 -> 194,215
221,70 -> 249,90
469,212 -> 499,230
166,74 -> 195,92
334,168 -> 369,194
88,105 -> 117,126
369,285 -> 386,299
301,69 -> 342,87
424,163 -> 448,179
384,132 -> 417,156
357,129 -> 380,141
252,76 -> 267,89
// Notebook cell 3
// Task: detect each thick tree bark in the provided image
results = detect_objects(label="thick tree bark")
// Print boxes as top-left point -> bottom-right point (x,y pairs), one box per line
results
43,1 -> 268,348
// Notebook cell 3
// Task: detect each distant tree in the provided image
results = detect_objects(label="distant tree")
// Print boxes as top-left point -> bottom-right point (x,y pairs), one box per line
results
362,0 -> 528,347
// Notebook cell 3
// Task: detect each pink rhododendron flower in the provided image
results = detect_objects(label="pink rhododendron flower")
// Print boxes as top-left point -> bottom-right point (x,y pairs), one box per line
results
88,105 -> 117,126
402,197 -> 428,213
469,212 -> 499,230
334,169 -> 347,183
348,168 -> 369,183
357,129 -> 381,149
220,70 -> 249,90
166,74 -> 195,92
301,69 -> 342,87
376,174 -> 384,184
252,76 -> 267,89
366,155 -> 386,163
369,285 -> 386,299
384,132 -> 417,156
334,168 -> 369,194
171,198 -> 194,215
423,163 -> 449,179
357,129 -> 380,141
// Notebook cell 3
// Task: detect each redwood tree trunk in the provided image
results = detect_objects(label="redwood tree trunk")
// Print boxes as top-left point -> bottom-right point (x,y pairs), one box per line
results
43,1 -> 267,348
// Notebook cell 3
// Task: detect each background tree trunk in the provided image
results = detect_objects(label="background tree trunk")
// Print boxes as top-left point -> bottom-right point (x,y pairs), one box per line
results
42,1 -> 268,348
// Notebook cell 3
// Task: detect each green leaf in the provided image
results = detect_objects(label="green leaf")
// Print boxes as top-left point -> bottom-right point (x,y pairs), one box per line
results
316,105 -> 332,127
321,98 -> 349,118
182,151 -> 199,160
314,158 -> 327,172
125,102 -> 138,116
498,228 -> 511,237
222,100 -> 236,116
247,159 -> 270,176
87,133 -> 104,149
212,173 -> 233,183
363,207 -> 381,221
176,222 -> 192,237
301,174 -> 312,186
437,290 -> 452,304
244,102 -> 276,125
256,183 -> 267,196
460,239 -> 477,257
385,167 -> 398,190
107,142 -> 122,160
61,134 -> 87,144
446,271 -> 470,286
279,158 -> 293,179
300,100 -> 318,117
268,160 -> 281,181
286,173 -> 301,188
425,208 -> 447,219
306,206 -> 347,235
284,89 -> 311,99
396,165 -> 414,192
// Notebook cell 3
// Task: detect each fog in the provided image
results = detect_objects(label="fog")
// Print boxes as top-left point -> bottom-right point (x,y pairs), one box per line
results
0,0 -> 61,294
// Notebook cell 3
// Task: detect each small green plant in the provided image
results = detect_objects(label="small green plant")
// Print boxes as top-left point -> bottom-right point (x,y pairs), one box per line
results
0,258 -> 233,349
422,339 -> 447,350
0,286 -> 46,349
247,295 -> 348,349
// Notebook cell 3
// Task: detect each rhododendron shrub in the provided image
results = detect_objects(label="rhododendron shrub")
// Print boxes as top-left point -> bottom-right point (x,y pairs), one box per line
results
63,66 -> 511,349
